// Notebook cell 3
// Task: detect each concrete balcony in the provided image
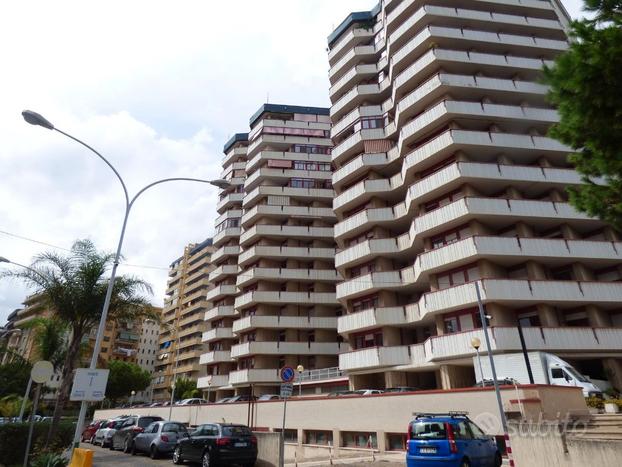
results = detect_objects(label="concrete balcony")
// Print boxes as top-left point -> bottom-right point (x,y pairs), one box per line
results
204,306 -> 236,322
241,205 -> 335,227
173,363 -> 201,374
205,284 -> 237,302
339,346 -> 411,371
211,245 -> 240,264
177,336 -> 203,351
426,327 -> 622,362
329,44 -> 376,83
184,278 -> 210,296
333,153 -> 391,188
243,186 -> 333,209
328,27 -> 374,66
245,167 -> 332,191
231,341 -> 344,358
238,245 -> 337,267
232,315 -> 338,334
330,63 -> 378,99
222,146 -> 247,167
208,265 -> 239,282
246,150 -> 331,174
199,350 -> 232,365
332,128 -> 386,165
177,324 -> 204,339
247,134 -> 332,160
236,267 -> 341,288
338,305 -> 420,335
202,327 -> 234,343
217,192 -> 244,213
197,374 -> 229,389
213,227 -> 241,248
239,225 -> 334,246
228,368 -> 281,386
215,209 -> 242,226
330,84 -> 386,123
331,105 -> 383,140
234,291 -> 338,310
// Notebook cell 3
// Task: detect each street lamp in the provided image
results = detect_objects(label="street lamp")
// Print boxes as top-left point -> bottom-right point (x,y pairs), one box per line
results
296,364 -> 304,397
22,109 -> 231,449
129,390 -> 136,407
471,337 -> 485,385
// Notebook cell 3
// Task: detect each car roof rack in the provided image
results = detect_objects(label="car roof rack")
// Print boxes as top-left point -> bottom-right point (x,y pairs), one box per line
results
412,411 -> 469,418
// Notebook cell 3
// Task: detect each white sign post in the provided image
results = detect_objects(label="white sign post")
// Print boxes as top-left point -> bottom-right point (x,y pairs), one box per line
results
23,361 -> 54,467
70,368 -> 110,401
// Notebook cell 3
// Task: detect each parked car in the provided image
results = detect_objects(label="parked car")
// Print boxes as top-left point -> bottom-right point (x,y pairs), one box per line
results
327,390 -> 356,397
215,397 -> 231,404
406,413 -> 502,467
132,421 -> 188,459
355,389 -> 384,395
148,402 -> 163,407
257,394 -> 280,401
175,398 -> 208,405
81,419 -> 107,443
111,415 -> 164,452
227,395 -> 257,403
93,418 -> 128,447
386,387 -> 420,393
173,423 -> 257,466
473,379 -> 516,388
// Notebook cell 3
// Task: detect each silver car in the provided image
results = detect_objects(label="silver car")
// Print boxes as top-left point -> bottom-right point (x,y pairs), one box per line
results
131,421 -> 188,459
93,418 -> 128,447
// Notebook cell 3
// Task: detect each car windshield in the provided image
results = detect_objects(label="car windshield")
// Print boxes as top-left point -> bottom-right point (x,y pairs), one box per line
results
163,423 -> 187,433
564,366 -> 589,383
138,417 -> 162,428
222,426 -> 252,437
411,422 -> 447,440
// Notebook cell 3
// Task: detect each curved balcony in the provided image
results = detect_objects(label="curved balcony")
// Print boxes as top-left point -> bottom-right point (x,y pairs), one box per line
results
199,350 -> 232,365
236,267 -> 341,288
197,374 -> 229,389
244,185 -> 334,209
328,27 -> 375,66
228,369 -> 281,386
329,44 -> 377,83
213,227 -> 241,247
204,305 -> 236,323
238,245 -> 337,267
338,305 -> 420,335
241,205 -> 335,228
208,265 -> 239,283
211,245 -> 240,264
232,315 -> 338,334
330,63 -> 378,100
231,341 -> 344,358
239,224 -> 334,246
234,291 -> 338,310
202,327 -> 234,343
205,284 -> 238,302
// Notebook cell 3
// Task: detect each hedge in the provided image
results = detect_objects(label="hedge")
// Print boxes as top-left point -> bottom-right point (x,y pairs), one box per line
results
0,422 -> 74,466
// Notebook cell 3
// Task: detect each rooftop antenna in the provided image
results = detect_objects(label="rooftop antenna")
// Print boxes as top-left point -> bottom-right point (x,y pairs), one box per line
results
266,92 -> 270,104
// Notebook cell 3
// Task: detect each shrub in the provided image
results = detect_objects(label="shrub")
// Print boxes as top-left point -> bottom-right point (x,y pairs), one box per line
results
0,422 -> 73,466
585,397 -> 622,410
30,452 -> 68,467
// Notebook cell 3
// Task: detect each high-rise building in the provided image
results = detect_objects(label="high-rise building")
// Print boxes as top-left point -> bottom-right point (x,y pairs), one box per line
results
135,318 -> 161,402
328,0 -> 622,391
154,239 -> 216,400
198,104 -> 347,399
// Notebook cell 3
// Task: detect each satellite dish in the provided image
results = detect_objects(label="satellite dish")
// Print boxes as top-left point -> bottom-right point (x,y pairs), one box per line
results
31,361 -> 54,384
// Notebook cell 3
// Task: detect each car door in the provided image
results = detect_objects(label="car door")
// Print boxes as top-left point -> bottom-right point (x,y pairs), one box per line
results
186,425 -> 209,461
453,420 -> 482,465
137,422 -> 157,452
468,420 -> 498,466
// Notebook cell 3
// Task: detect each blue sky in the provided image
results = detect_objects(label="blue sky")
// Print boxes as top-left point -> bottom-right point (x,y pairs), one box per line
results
0,0 -> 587,323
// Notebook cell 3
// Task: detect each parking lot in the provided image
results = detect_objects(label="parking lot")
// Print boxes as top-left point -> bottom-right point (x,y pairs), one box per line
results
83,442 -> 405,466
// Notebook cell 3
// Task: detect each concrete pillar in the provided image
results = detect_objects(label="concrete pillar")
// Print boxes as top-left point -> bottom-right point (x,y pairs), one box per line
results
435,315 -> 445,335
572,263 -> 595,281
560,223 -> 581,240
332,429 -> 341,453
537,304 -> 560,327
515,222 -> 534,238
586,306 -> 612,327
526,260 -> 547,280
377,430 -> 387,452
603,358 -> 622,391
603,227 -> 621,242
297,428 -> 304,447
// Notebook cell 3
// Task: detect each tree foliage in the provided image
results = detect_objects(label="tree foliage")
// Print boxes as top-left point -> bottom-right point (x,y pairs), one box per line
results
171,378 -> 198,401
105,359 -> 152,403
544,0 -> 622,229
0,239 -> 156,444
22,317 -> 68,371
0,357 -> 31,398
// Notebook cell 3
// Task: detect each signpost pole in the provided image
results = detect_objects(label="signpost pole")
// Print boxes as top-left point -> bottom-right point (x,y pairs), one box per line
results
23,383 -> 42,467
279,394 -> 287,467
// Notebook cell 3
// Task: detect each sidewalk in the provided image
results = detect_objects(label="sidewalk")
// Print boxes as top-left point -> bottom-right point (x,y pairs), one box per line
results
285,451 -> 404,466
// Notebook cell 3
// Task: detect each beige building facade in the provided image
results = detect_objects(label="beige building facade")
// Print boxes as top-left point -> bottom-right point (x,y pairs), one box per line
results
328,0 -> 622,391
154,239 -> 216,400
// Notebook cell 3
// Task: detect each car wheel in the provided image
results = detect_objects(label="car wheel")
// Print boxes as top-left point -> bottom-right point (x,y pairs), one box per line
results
494,452 -> 502,467
150,445 -> 160,459
461,458 -> 471,467
172,446 -> 184,464
90,435 -> 96,444
130,442 -> 137,456
123,437 -> 132,453
202,450 -> 211,467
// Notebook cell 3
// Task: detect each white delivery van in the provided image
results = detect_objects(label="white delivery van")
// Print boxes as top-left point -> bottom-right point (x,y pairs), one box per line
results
473,351 -> 602,397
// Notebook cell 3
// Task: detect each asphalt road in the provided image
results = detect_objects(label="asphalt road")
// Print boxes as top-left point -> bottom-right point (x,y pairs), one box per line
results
84,443 -> 174,466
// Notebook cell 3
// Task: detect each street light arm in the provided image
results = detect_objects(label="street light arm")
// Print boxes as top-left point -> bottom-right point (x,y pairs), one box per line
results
54,128 -> 130,207
128,177 -> 221,210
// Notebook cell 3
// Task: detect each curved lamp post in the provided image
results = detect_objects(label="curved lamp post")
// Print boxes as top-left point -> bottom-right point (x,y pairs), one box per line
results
22,110 -> 230,450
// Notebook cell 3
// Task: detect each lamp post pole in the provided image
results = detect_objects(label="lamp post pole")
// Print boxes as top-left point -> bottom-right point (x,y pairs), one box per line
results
471,337 -> 485,384
296,364 -> 304,397
22,110 -> 231,451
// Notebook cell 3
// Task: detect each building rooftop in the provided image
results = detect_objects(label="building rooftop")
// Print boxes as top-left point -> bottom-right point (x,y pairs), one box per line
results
223,133 -> 249,153
327,3 -> 381,48
249,103 -> 330,128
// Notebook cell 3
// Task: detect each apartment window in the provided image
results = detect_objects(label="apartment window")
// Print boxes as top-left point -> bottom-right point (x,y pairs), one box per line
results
293,144 -> 331,155
418,155 -> 456,179
550,266 -> 574,281
215,218 -> 240,233
290,178 -> 315,188
293,161 -> 331,171
342,432 -> 378,449
443,308 -> 482,334
430,225 -> 472,249
263,126 -> 327,138
241,332 -> 256,343
353,329 -> 383,349
424,189 -> 465,213
351,294 -> 379,313
360,117 -> 384,130
278,329 -> 287,342
347,230 -> 375,247
437,264 -> 480,290
516,309 -> 541,327
239,357 -> 255,370
350,261 -> 375,278
307,330 -> 315,343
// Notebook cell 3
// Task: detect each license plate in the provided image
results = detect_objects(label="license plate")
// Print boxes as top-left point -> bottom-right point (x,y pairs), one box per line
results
419,447 -> 437,454
234,442 -> 248,447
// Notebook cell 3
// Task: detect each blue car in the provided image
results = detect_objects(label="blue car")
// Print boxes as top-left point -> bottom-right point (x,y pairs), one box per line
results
406,413 -> 502,467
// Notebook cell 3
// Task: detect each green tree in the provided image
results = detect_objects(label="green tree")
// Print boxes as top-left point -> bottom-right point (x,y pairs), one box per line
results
1,239 -> 155,443
0,356 -> 31,398
23,317 -> 68,371
105,360 -> 151,404
171,378 -> 198,401
544,0 -> 622,229
0,395 -> 30,417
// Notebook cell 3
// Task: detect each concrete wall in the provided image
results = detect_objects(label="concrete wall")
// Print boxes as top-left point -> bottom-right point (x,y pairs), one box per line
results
255,432 -> 280,467
511,424 -> 622,467
95,385 -> 587,441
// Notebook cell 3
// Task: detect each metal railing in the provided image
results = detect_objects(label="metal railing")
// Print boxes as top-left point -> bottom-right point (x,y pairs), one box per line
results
299,367 -> 345,382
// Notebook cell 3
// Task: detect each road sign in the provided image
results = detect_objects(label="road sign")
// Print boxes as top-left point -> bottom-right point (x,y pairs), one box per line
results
280,383 -> 293,398
31,360 -> 54,384
280,366 -> 295,382
70,368 -> 110,401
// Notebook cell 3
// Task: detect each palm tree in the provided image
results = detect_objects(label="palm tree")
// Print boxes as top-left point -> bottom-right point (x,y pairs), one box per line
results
23,316 -> 68,371
1,239 -> 156,443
